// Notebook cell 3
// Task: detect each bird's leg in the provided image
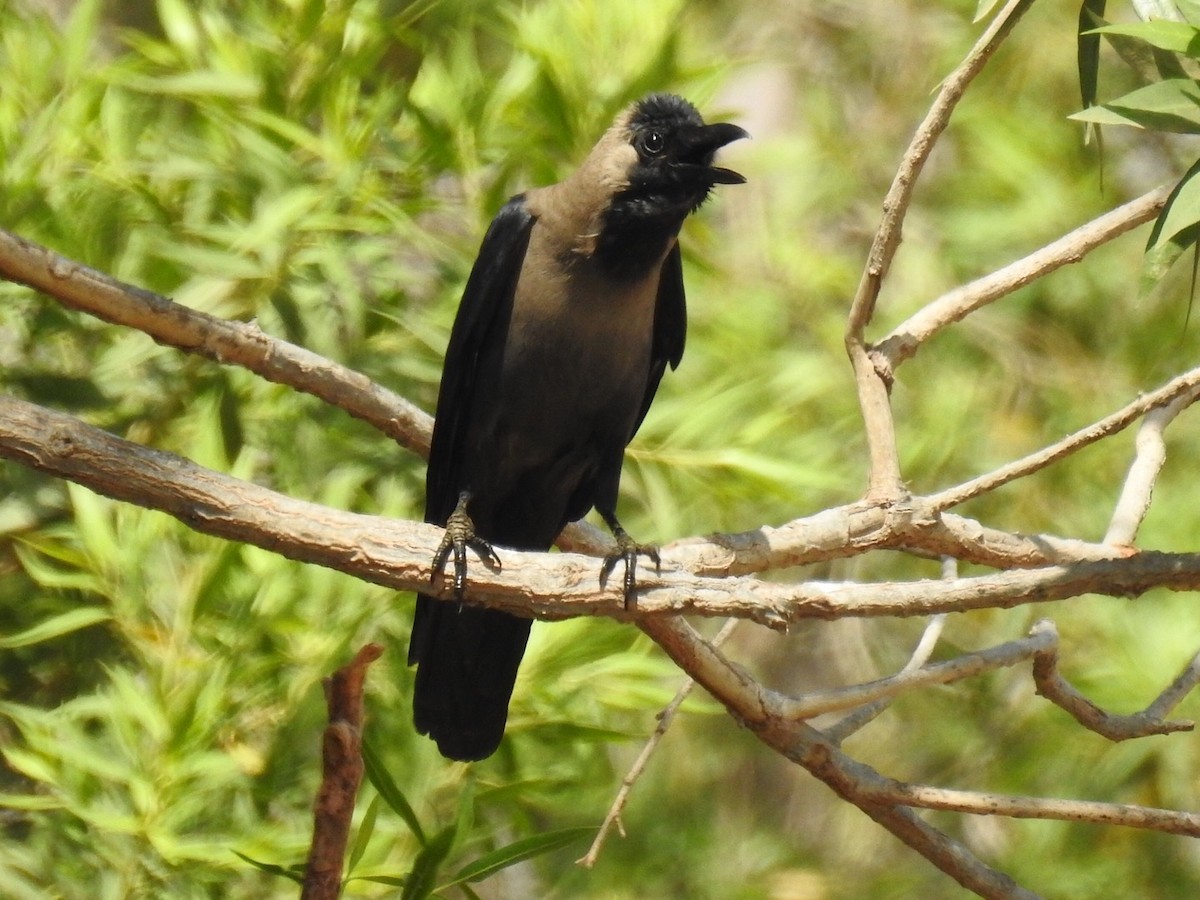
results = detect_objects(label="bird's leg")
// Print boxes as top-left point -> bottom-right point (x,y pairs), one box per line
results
431,491 -> 501,599
598,510 -> 661,609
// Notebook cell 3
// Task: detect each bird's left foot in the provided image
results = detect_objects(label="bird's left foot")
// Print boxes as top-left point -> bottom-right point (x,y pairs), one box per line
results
431,491 -> 501,599
599,521 -> 660,609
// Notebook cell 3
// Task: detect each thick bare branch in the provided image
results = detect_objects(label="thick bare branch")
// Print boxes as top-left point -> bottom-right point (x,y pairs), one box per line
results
302,644 -> 384,900
9,394 -> 1200,628
0,227 -> 434,457
641,617 -> 1039,899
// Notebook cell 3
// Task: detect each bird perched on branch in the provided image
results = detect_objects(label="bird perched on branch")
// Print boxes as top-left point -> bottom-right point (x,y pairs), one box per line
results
408,93 -> 747,761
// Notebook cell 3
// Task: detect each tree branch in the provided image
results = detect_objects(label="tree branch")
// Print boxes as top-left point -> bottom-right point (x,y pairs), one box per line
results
8,393 -> 1200,629
843,0 -> 1038,504
302,644 -> 384,900
0,227 -> 433,458
926,365 -> 1200,512
872,184 -> 1173,376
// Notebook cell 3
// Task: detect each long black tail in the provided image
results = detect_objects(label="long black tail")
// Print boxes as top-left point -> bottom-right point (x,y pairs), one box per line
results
408,596 -> 532,761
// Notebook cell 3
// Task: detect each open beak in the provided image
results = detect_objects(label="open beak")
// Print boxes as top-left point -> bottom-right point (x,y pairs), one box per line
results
678,122 -> 750,184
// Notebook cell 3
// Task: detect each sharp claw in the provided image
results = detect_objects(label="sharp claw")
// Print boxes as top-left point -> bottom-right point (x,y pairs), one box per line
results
471,538 -> 502,571
598,521 -> 660,610
430,491 -> 499,598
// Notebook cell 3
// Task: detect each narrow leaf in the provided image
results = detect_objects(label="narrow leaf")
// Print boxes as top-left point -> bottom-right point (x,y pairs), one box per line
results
441,826 -> 596,889
0,608 -> 111,649
401,824 -> 457,900
1147,156 -> 1200,250
1078,0 -> 1108,109
362,737 -> 427,846
1089,21 -> 1200,56
1142,157 -> 1200,295
1103,78 -> 1200,133
347,794 -> 382,873
231,851 -> 305,884
975,0 -> 1005,22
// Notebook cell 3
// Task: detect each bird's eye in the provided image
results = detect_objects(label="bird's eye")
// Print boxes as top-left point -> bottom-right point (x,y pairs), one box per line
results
640,130 -> 665,156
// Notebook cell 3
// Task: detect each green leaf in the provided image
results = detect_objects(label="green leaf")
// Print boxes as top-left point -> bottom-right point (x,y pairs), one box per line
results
105,69 -> 261,100
0,608 -> 111,649
1142,156 -> 1200,294
1147,156 -> 1200,249
1089,20 -> 1200,57
440,826 -> 596,889
362,737 -> 427,846
1077,0 -> 1107,109
0,792 -> 64,811
975,0 -> 1006,22
1099,78 -> 1200,133
347,794 -> 381,874
350,874 -> 407,886
452,774 -> 476,857
231,851 -> 305,885
401,824 -> 457,900
1069,105 -> 1145,127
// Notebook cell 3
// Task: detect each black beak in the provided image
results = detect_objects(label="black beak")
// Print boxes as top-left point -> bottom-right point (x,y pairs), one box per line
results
677,122 -> 750,184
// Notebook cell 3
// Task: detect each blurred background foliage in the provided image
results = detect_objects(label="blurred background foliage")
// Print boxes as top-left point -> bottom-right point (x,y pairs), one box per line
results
1,0 -> 1199,896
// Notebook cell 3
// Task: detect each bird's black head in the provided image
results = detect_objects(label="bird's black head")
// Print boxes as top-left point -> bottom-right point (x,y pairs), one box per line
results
624,94 -> 747,211
595,94 -> 747,277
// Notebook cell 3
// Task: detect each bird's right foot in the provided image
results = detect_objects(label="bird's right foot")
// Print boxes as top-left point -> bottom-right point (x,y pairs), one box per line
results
431,491 -> 501,598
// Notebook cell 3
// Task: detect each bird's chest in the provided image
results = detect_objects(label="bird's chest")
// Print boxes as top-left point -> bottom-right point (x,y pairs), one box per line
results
499,262 -> 658,419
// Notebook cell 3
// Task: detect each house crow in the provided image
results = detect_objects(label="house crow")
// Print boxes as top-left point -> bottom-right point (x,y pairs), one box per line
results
409,93 -> 747,761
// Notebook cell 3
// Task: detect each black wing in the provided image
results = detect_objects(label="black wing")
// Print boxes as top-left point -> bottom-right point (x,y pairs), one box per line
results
630,240 -> 686,438
424,195 -> 535,527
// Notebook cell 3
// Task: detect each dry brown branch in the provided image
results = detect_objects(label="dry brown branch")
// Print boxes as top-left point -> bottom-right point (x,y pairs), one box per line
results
788,621 -> 1052,721
822,562 -> 954,742
641,616 -> 1040,899
1105,388 -> 1200,545
926,365 -> 1200,512
1031,622 -> 1195,739
822,612 -> 948,743
302,644 -> 384,900
872,184 -> 1172,375
868,782 -> 1200,836
844,0 -> 1038,502
11,393 -> 1200,629
0,227 -> 434,458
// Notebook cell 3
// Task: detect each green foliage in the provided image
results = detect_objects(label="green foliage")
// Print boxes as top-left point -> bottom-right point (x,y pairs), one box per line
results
1074,3 -> 1200,293
2,0 -> 1200,898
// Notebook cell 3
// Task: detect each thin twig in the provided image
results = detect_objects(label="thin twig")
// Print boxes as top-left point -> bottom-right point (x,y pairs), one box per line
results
872,184 -> 1172,376
797,620 -> 1051,724
1104,388 -> 1200,545
846,0 -> 1039,337
1031,622 -> 1195,740
926,365 -> 1200,511
578,619 -> 739,868
874,782 -> 1200,836
822,561 -> 954,742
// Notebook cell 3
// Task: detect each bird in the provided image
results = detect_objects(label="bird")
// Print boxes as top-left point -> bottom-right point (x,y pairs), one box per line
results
408,93 -> 747,761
